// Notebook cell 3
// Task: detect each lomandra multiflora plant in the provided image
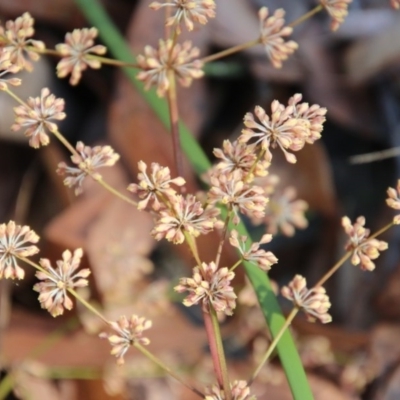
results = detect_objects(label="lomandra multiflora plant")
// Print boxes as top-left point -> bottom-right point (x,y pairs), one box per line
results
1,0 -> 400,399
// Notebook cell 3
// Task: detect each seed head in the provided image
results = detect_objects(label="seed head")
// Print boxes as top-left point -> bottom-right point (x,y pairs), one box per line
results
320,0 -> 352,31
149,0 -> 216,33
258,7 -> 298,69
229,230 -> 278,271
11,88 -> 66,148
175,261 -> 236,315
100,315 -> 152,365
205,380 -> 256,400
0,48 -> 21,90
152,194 -> 220,244
386,180 -> 400,224
136,39 -> 203,97
212,140 -> 270,179
33,248 -> 90,317
128,161 -> 185,211
281,275 -> 332,324
57,141 -> 120,195
0,221 -> 39,280
342,216 -> 388,271
0,12 -> 45,71
56,27 -> 107,85
208,169 -> 267,223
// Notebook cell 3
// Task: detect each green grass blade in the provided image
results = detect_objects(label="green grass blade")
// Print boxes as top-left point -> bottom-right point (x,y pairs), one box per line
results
72,1 -> 314,397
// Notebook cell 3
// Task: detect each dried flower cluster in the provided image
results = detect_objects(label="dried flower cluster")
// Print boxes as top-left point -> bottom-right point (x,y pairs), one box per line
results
0,12 -> 45,71
0,221 -> 39,280
386,180 -> 400,224
56,27 -> 107,85
175,261 -> 236,315
258,7 -> 298,69
33,249 -> 90,317
229,230 -> 278,271
320,0 -> 352,31
57,141 -> 120,195
0,48 -> 21,90
281,275 -> 332,324
11,87 -> 66,148
128,161 -> 185,211
150,0 -> 216,32
136,39 -> 203,97
342,216 -> 388,271
100,315 -> 152,365
205,380 -> 256,400
239,94 -> 327,164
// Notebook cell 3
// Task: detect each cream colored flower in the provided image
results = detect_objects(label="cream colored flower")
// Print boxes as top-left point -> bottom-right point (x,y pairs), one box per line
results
136,39 -> 203,97
258,7 -> 298,68
56,27 -> 107,85
386,180 -> 400,224
320,0 -> 352,31
150,0 -> 216,32
0,221 -> 39,280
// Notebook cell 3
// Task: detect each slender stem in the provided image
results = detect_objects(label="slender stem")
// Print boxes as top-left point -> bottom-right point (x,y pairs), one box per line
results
244,149 -> 265,183
68,288 -> 109,324
166,70 -> 184,179
215,212 -> 232,268
229,259 -> 243,272
203,310 -> 224,387
52,129 -> 79,156
135,343 -> 204,398
210,307 -> 231,400
95,177 -> 138,207
4,88 -> 28,107
369,221 -> 394,240
184,233 -> 202,267
201,39 -> 260,64
288,4 -> 324,28
314,252 -> 351,288
248,307 -> 299,386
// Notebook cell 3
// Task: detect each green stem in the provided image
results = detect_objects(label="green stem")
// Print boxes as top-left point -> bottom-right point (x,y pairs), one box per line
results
95,177 -> 138,207
200,39 -> 260,64
229,259 -> 243,272
248,307 -> 298,386
134,343 -> 204,398
210,307 -> 231,400
214,211 -> 232,268
314,252 -> 351,288
288,4 -> 323,28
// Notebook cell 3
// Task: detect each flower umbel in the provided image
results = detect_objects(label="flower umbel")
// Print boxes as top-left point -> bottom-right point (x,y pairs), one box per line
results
205,380 -> 256,400
281,275 -> 332,324
392,0 -> 400,9
11,88 -> 66,148
152,194 -> 220,244
342,216 -> 388,271
0,12 -> 45,71
150,0 -> 216,32
386,180 -> 400,224
0,221 -> 39,280
208,169 -> 267,223
136,39 -> 203,97
100,315 -> 152,365
320,0 -> 352,31
175,262 -> 236,315
240,102 -> 307,164
128,161 -> 185,211
229,230 -> 278,271
56,27 -> 107,85
33,248 -> 90,317
57,141 -> 120,195
0,48 -> 21,90
258,7 -> 298,69
212,140 -> 270,179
